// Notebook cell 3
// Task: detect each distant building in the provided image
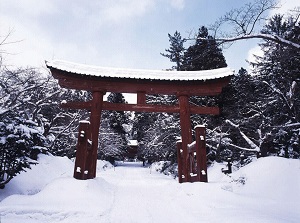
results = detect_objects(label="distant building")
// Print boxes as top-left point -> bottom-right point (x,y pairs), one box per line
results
125,140 -> 138,159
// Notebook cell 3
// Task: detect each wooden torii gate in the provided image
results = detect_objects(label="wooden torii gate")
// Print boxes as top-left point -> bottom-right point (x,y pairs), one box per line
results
46,60 -> 232,183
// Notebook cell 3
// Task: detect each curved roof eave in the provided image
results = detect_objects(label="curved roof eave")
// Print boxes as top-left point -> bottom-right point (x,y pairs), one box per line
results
46,60 -> 234,82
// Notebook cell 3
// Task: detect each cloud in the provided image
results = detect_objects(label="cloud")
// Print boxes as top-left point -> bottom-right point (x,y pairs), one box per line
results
269,0 -> 299,16
247,45 -> 263,71
0,0 -> 187,71
169,0 -> 185,10
99,0 -> 156,24
0,0 -> 57,20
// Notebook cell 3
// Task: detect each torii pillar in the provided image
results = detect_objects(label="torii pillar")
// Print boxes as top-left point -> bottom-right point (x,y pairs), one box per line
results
86,91 -> 104,179
178,94 -> 193,182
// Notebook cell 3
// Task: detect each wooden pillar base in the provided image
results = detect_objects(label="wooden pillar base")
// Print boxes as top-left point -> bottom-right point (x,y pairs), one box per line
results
195,125 -> 208,182
74,121 -> 91,180
177,141 -> 183,183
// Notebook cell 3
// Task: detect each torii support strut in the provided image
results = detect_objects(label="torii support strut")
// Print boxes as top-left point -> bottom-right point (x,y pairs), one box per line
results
177,125 -> 208,183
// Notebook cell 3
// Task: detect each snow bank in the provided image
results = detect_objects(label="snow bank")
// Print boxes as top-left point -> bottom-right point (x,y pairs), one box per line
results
230,157 -> 300,201
0,154 -> 113,201
0,155 -> 299,223
173,157 -> 300,222
0,154 -> 73,201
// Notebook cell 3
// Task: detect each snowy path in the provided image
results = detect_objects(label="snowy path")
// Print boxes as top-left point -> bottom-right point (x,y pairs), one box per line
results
100,162 -> 198,222
0,156 -> 299,223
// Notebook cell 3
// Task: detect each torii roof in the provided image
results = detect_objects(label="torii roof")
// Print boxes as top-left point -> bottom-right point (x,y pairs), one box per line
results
46,60 -> 233,82
46,60 -> 233,96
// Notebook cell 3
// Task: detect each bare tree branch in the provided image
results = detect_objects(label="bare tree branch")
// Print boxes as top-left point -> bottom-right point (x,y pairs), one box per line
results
216,33 -> 300,49
205,0 -> 300,50
0,28 -> 23,55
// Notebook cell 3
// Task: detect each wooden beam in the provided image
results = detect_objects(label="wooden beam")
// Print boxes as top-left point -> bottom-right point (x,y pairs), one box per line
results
103,102 -> 179,113
61,101 -> 220,115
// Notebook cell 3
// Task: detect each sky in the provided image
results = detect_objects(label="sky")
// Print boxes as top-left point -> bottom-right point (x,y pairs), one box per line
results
0,0 -> 298,73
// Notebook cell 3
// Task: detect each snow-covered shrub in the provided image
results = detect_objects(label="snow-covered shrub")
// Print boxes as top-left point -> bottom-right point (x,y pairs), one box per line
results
0,117 -> 47,188
0,66 -> 90,187
151,161 -> 178,178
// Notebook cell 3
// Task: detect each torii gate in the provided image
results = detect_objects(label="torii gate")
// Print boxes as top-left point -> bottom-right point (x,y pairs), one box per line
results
46,60 -> 232,183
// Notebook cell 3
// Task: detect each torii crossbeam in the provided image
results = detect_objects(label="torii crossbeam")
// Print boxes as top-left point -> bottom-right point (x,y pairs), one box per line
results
46,60 -> 233,183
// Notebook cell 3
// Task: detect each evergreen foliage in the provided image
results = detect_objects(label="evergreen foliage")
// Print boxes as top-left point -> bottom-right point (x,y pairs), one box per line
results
216,14 -> 299,159
250,14 -> 300,158
152,25 -> 229,164
160,31 -> 186,71
182,26 -> 227,71
99,93 -> 130,162
157,15 -> 299,163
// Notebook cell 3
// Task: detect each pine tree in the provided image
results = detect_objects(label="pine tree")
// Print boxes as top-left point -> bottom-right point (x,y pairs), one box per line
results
182,26 -> 227,71
161,31 -> 186,71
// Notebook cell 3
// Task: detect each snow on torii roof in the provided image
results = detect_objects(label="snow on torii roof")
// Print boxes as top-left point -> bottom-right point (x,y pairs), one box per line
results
46,60 -> 234,81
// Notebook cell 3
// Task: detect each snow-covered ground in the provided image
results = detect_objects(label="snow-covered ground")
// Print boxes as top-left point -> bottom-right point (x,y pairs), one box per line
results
0,154 -> 299,223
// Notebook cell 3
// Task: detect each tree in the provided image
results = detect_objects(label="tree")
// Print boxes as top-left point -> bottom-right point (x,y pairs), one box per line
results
142,112 -> 180,163
219,13 -> 300,158
0,63 -> 93,188
98,116 -> 126,163
201,8 -> 300,160
134,94 -> 180,163
210,0 -> 300,50
182,26 -> 227,71
99,93 -> 130,162
45,88 -> 91,157
161,31 -> 186,71
159,26 -> 228,163
250,14 -> 300,158
217,68 -> 263,160
0,67 -> 51,188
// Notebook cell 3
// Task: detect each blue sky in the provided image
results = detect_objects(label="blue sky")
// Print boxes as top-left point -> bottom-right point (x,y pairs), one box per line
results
0,0 -> 298,72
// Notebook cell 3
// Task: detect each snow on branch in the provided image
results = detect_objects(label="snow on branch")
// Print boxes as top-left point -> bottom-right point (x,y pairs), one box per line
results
225,119 -> 239,128
273,123 -> 300,128
215,34 -> 300,49
225,119 -> 260,152
192,34 -> 300,50
227,143 -> 259,152
262,81 -> 295,110
203,0 -> 300,50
